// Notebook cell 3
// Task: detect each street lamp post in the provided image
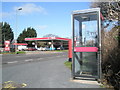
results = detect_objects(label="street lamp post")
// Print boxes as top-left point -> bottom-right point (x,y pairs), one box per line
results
15,8 -> 22,53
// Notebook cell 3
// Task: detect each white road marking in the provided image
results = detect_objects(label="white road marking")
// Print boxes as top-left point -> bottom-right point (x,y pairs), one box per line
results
36,58 -> 44,60
25,59 -> 33,62
7,61 -> 18,64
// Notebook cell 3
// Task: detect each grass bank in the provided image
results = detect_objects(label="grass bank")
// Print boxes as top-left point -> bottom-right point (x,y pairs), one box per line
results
50,50 -> 68,52
0,51 -> 26,54
64,61 -> 72,70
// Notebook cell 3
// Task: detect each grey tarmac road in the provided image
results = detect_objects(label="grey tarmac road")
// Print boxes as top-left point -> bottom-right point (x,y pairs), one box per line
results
2,52 -> 101,88
2,51 -> 67,64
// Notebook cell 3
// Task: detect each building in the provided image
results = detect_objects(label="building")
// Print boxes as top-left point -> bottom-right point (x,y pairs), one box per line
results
25,37 -> 72,61
25,37 -> 70,50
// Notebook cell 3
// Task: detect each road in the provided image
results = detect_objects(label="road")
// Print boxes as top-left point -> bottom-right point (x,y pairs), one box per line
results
2,51 -> 67,65
2,51 -> 101,88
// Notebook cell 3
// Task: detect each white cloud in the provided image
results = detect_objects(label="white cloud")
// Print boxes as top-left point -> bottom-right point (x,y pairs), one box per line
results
1,3 -> 47,18
13,3 -> 47,15
35,25 -> 48,30
0,12 -> 13,18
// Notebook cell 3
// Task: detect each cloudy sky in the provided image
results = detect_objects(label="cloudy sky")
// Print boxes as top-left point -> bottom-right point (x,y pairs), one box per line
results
2,2 -> 91,39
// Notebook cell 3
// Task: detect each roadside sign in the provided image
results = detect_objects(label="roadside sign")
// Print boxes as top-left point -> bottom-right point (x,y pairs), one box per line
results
4,40 -> 10,51
4,47 -> 10,51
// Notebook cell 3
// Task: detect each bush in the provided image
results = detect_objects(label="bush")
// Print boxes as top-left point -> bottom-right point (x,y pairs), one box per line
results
101,26 -> 120,89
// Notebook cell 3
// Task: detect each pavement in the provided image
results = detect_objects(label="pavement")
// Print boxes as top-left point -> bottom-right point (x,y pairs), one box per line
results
2,51 -> 102,88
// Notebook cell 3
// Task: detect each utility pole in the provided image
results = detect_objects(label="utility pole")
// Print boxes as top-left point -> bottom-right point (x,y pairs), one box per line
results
15,8 -> 22,53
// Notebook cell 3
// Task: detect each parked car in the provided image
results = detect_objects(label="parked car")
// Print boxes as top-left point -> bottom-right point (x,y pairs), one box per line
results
57,47 -> 64,50
44,47 -> 50,51
37,47 -> 43,51
41,47 -> 50,51
18,45 -> 28,51
42,47 -> 46,51
50,47 -> 55,50
37,47 -> 41,51
27,47 -> 37,51
37,47 -> 50,51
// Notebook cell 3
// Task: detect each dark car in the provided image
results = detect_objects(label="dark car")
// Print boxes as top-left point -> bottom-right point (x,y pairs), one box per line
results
27,47 -> 37,51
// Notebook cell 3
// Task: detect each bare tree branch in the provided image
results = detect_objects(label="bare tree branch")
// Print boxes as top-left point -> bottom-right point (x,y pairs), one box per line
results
90,1 -> 120,21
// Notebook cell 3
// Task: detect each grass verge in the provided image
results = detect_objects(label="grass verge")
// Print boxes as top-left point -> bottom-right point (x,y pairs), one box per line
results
0,51 -> 26,54
16,51 -> 26,54
49,50 -> 68,52
64,61 -> 72,70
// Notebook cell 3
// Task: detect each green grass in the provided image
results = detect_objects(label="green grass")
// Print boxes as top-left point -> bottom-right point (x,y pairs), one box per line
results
56,50 -> 68,52
49,50 -> 68,52
16,51 -> 26,54
0,51 -> 26,54
64,61 -> 72,70
99,84 -> 105,88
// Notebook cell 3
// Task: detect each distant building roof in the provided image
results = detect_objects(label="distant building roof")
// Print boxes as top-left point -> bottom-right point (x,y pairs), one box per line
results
25,37 -> 70,41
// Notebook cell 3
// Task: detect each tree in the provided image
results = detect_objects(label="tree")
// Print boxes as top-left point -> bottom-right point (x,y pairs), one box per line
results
0,23 -> 2,47
25,27 -> 37,38
90,0 -> 120,28
17,29 -> 26,43
17,27 -> 37,43
0,22 -> 14,47
90,1 -> 120,26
